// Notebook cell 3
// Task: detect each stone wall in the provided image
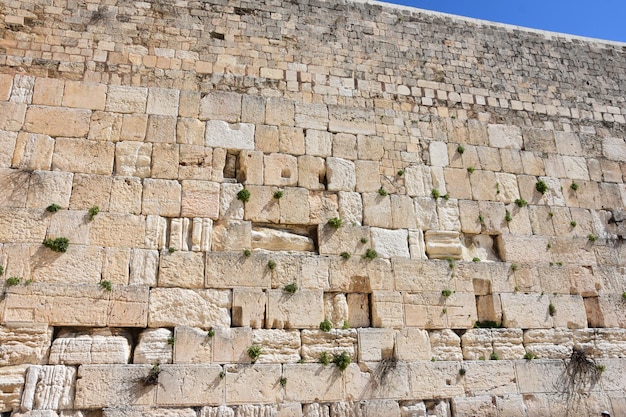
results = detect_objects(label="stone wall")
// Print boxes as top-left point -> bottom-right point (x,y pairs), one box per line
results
0,0 -> 625,416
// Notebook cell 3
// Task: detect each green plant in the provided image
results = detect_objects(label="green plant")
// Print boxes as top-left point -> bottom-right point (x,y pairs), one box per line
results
247,345 -> 262,362
570,221 -> 577,228
207,327 -> 215,338
549,303 -> 556,316
496,183 -> 501,194
397,170 -> 404,176
5,276 -> 21,286
168,246 -> 176,253
143,364 -> 161,386
243,249 -> 252,257
472,257 -> 481,262
446,257 -> 455,269
332,352 -> 351,371
342,321 -> 349,329
167,336 -> 176,346
340,252 -> 351,260
46,203 -> 62,213
467,166 -> 475,173
595,364 -> 606,373
547,243 -> 552,249
478,214 -> 485,224
327,217 -> 343,228
511,263 -> 518,271
588,234 -> 598,242
570,182 -> 579,191
273,190 -> 283,199
431,188 -> 440,199
441,289 -> 453,297
267,260 -> 277,270
459,367 -> 466,376
378,187 -> 388,197
360,237 -> 368,244
490,353 -> 500,361
548,211 -> 554,217
87,205 -> 100,221
43,237 -> 69,253
622,292 -> 626,301
24,279 -> 32,285
442,193 -> 449,201
320,351 -> 330,365
535,180 -> 548,194
319,318 -> 333,332
283,283 -> 298,294
505,211 -> 512,222
431,357 -> 436,362
219,371 -> 226,378
457,145 -> 465,154
0,265 -> 3,276
99,280 -> 112,292
473,320 -> 501,328
363,249 -> 377,260
441,308 -> 447,314
279,377 -> 287,387
524,352 -> 538,360
514,198 -> 528,208
237,188 -> 250,203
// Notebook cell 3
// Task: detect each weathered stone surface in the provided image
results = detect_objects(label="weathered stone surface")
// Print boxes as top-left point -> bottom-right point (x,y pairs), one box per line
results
523,329 -> 573,359
205,121 -> 254,150
74,365 -> 156,409
371,291 -> 403,328
0,324 -> 52,366
267,289 -> 324,329
429,329 -> 463,361
12,132 -> 54,171
371,228 -> 409,259
148,288 -> 231,328
251,227 -> 314,252
408,361 -> 464,399
212,327 -> 252,364
105,86 -> 148,113
49,328 -> 131,365
424,230 -> 463,260
206,252 -> 272,289
211,220 -> 252,251
0,208 -> 49,243
115,142 -> 152,177
158,251 -> 204,288
329,257 -> 393,292
0,365 -> 28,413
283,364 -> 344,402
105,407 -> 198,417
395,328 -> 432,361
157,364 -> 224,406
328,106 -> 375,135
146,88 -> 179,116
23,106 -> 90,137
326,157 -> 356,192
142,179 -> 181,217
133,328 -> 173,365
21,365 -> 75,410
89,214 -> 146,248
300,330 -> 357,362
500,293 -> 553,329
318,223 -> 369,256
251,329 -> 301,363
173,326 -> 213,364
53,138 -> 114,175
182,180 -> 220,219
224,364 -> 282,404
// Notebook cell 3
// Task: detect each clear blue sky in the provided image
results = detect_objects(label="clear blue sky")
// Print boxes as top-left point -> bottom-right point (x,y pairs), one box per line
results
381,0 -> 626,43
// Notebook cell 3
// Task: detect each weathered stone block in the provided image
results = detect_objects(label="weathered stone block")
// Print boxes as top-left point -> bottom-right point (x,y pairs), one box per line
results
0,208 -> 49,243
115,141 -> 152,177
251,329 -> 301,363
24,106 -> 90,137
283,364 -> 344,402
157,364 -> 224,406
224,364 -> 282,404
371,228 -> 409,259
362,193 -> 392,228
305,129 -> 332,157
300,329 -> 357,362
318,223 -> 370,256
74,365 -> 156,409
146,88 -> 180,116
62,81 -> 107,110
500,293 -> 553,328
105,86 -> 148,113
173,326 -> 213,364
49,328 -> 131,365
26,171 -> 73,210
429,329 -> 463,361
148,288 -> 231,328
53,138 -> 114,175
21,365 -> 75,410
326,157 -> 356,191
264,153 -> 298,187
0,365 -> 28,413
158,251 -> 204,288
205,121 -> 254,150
89,213 -> 146,248
0,168 -> 30,208
142,179 -> 181,217
408,362 -> 464,399
12,132 -> 54,171
329,257 -> 392,293
267,289 -> 324,329
0,102 -> 26,132
424,230 -> 463,260
0,324 -> 52,366
211,220 -> 251,251
395,328 -> 432,361
206,252 -> 271,289
328,105 -> 375,135
371,291 -> 403,328
212,327 -> 252,363
32,77 -> 63,106
180,180 -> 220,219
133,328 -> 173,365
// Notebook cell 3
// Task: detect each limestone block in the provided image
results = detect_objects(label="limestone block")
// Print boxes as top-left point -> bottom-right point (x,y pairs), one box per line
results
217,183 -> 243,220
109,176 -> 142,214
443,168 -> 471,200
403,293 -> 447,329
371,291 -> 403,328
146,115 -> 176,144
168,218 -> 191,251
74,365 -> 156,409
278,187 -> 309,224
284,364 -> 344,402
407,229 -> 427,260
232,289 -> 266,329
357,328 -> 394,362
308,191 -> 339,225
105,86 -> 148,113
451,396 -> 497,416
305,129 -> 332,157
146,88 -> 179,116
329,257 -> 393,292
469,169 -> 498,201
173,326 -> 213,364
0,208 -> 49,243
523,329 -> 574,359
148,288 -> 231,328
177,118 -> 206,146
105,408 -> 197,417
267,289 -> 324,329
326,157 -> 356,192
224,364 -> 282,404
158,251 -> 204,288
318,223 -> 370,256
120,114 -> 148,141
264,154 -> 298,187
242,186 -> 280,223
436,199 -> 461,231
212,327 -> 252,363
207,252 -> 271,289
500,293 -> 553,328
300,330 -> 357,362
354,160 -> 380,193
48,328 -> 131,365
0,131 -> 17,168
549,295 -> 586,329
115,142 -> 152,177
62,81 -> 106,110
279,126 -> 305,155
0,168 -> 29,208
157,364 -> 224,406
405,166 -> 432,197
21,365 -> 75,410
180,180 -> 220,219
389,195 -> 417,229
251,227 -> 314,252
429,329 -> 462,361
357,136 -> 384,161
302,403 -> 329,417
32,245 -> 103,285
0,365 -> 28,413
371,228 -> 409,259
488,124 -> 522,149
408,362 -> 464,399
254,125 -> 279,153
251,329 -> 301,363
328,105 -> 375,135
497,234 -> 550,264
295,103 -> 328,130
24,171 -> 70,210
428,141 -> 448,167
463,361 -> 518,396
338,191 -> 363,225
424,230 -> 462,260
68,173 -> 112,211
395,328 -> 432,361
0,324 -> 52,366
238,150 -> 263,186
523,128 -> 556,153
53,138 -> 114,175
602,137 -> 626,162
211,220 -> 251,251
333,133 -> 357,160
130,249 -> 159,286
178,144 -> 213,181
89,213 -> 146,248
200,92 -> 241,122
88,111 -> 123,142
12,132 -> 54,170
32,78 -> 63,106
142,179 -> 181,217
298,155 -> 325,190
515,360 -> 565,394
0,102 -> 26,131
24,106 -> 90,137
595,329 -> 626,358
362,193 -> 392,228
414,197 -> 439,230
265,97 -> 294,126
200,406 -> 235,417
241,95 -> 265,124
301,256 -> 331,290
205,121 -> 254,150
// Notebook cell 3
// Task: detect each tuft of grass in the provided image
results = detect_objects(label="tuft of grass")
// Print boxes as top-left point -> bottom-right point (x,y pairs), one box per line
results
442,193 -> 449,201
622,292 -> 626,301
0,265 -> 3,277
397,170 -> 404,176
378,187 -> 388,197
5,276 -> 21,286
548,211 -> 554,217
243,249 -> 252,257
596,364 -> 606,373
283,283 -> 298,294
342,321 -> 349,329
332,352 -> 351,371
570,182 -> 579,191
237,188 -> 251,203
168,247 -> 176,253
319,318 -> 333,332
360,237 -> 368,244
490,353 -> 500,361
535,180 -> 548,194
431,188 -> 440,199
478,214 -> 485,224
340,252 -> 351,260
319,351 -> 330,365
88,206 -> 100,221
267,260 -> 277,270
549,303 -> 556,316
363,248 -> 377,260
207,327 -> 215,338
279,377 -> 287,387
472,257 -> 481,262
247,345 -> 262,362
441,289 -> 453,297
46,203 -> 62,213
511,263 -> 518,271
273,190 -> 283,199
167,336 -> 176,346
570,221 -> 577,228
459,367 -> 466,376
524,352 -> 538,360
99,280 -> 112,292
505,211 -> 512,222
467,166 -> 475,174
587,234 -> 598,242
457,145 -> 465,154
473,320 -> 501,329
43,237 -> 69,253
514,198 -> 528,208
446,257 -> 455,269
219,371 -> 226,378
143,364 -> 161,386
327,217 -> 343,228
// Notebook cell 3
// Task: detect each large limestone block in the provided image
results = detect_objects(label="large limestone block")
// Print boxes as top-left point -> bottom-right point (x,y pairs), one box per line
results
224,364 -> 282,404
182,180 -> 220,219
0,102 -> 26,131
451,396 -> 497,417
324,293 -> 348,329
523,329 -> 574,359
371,228 -> 409,259
12,132 -> 55,170
133,328 -> 173,365
130,249 -> 159,286
0,365 -> 28,413
0,208 -> 49,243
408,362 -> 464,399
173,326 -> 213,364
251,329 -> 301,363
220,183 -> 244,220
594,329 -> 626,358
497,234 -> 551,264
488,124 -> 522,149
53,138 -> 114,175
142,179 -> 181,217
21,365 -> 75,410
500,293 -> 553,329
424,230 -> 463,260
146,88 -> 179,116
305,129 -> 332,157
179,144 -> 213,180
115,142 -> 152,177
328,105 -> 375,135
395,328 -> 432,361
31,244 -> 103,284
48,328 -> 131,365
205,121 -> 254,150
26,171 -> 73,210
0,324 -> 52,366
362,193 -> 392,228
267,289 -> 324,329
515,360 -> 565,393
110,176 -> 143,214
0,131 -> 18,168
295,103 -> 328,130
283,364 -> 344,402
326,157 -> 356,192
211,220 -> 252,251
0,168 -> 30,208
158,251 -> 204,288
337,191 -> 363,226
346,362 -> 411,401
241,95 -> 265,124
460,361 -> 518,396
403,293 -> 447,329
89,213 -> 146,248
23,106 -> 90,137
355,160 -> 381,193
429,329 -> 463,361
298,155 -> 326,190
157,365 -> 224,406
88,111 -> 123,142
279,126 -> 305,155
263,154 -> 299,187
251,227 -> 314,252
318,223 -> 370,256
105,86 -> 148,113
371,291 -> 403,328
329,257 -> 392,292
242,186 -> 280,223
148,288 -> 231,328
278,187 -> 310,224
68,173 -> 112,211
550,295 -> 587,329
74,365 -> 156,409
200,92 -> 241,122
300,330 -> 357,362
212,327 -> 252,363
602,137 -> 626,162
206,252 -> 272,289
460,329 -> 493,360
105,408 -> 198,417
357,328 -> 395,362
62,81 -> 107,110
392,259 -> 453,292
151,143 -> 179,178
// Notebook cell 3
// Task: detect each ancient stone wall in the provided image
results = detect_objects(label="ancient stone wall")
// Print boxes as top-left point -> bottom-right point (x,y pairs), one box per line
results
0,0 -> 625,416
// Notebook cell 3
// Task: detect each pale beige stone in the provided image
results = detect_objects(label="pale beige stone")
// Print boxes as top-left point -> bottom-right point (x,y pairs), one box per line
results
0,131 -> 18,168
26,171 -> 72,210
279,126 -> 305,155
414,197 -> 439,230
224,364 -> 282,404
205,121 -> 254,150
12,132 -> 54,170
337,191 -> 363,225
102,248 -> 130,285
68,173 -> 112,211
200,92 -> 241,122
264,153 -> 298,187
333,133 -> 357,160
21,365 -> 75,411
428,329 -> 463,361
200,406 -> 235,417
362,193 -> 392,228
251,227 -> 314,252
488,124 -> 522,149
109,177 -> 142,214
114,142 -> 152,177
267,289 -> 324,329
74,365 -> 155,409
232,288 -> 267,329
278,187 -> 309,224
295,103 -> 328,130
602,137 -> 626,162
150,143 -> 179,179
328,105 -> 375,135
133,328 -> 173,365
371,291 -> 403,328
408,361 -> 464,398
283,364 -> 344,402
395,328 -> 432,361
0,102 -> 26,131
0,365 -> 28,413
180,180 -> 220,218
89,213 -> 146,248
49,328 -> 131,365
177,118 -> 205,146
146,115 -> 176,143
88,111 -> 123,142
254,125 -> 279,153
329,257 -> 392,292
105,86 -> 148,113
371,227 -> 409,258
323,293 -> 348,329
318,223 -> 370,256
300,329 -> 357,362
357,328 -> 394,362
357,136 -> 384,161
146,88 -> 179,116
32,78 -> 64,106
251,329 -> 301,363
305,129 -> 332,157
549,294 -> 587,329
265,97 -> 294,126
0,168 -> 30,208
424,230 -> 463,259
142,179 -> 181,217
62,81 -> 106,110
326,157 -> 356,191
173,326 -> 213,364
237,150 -> 263,185
429,141 -> 449,167
0,208 -> 49,244
158,251 -> 204,288
470,169 -> 498,201
0,324 -> 52,366
53,138 -> 114,175
497,234 -> 551,264
298,155 -> 325,190
32,244 -> 103,284
500,293 -> 553,328
242,95 -> 265,124
148,288 -> 231,328
120,114 -> 148,141
24,106 -> 90,137
211,220 -> 251,251
157,364 -> 224,406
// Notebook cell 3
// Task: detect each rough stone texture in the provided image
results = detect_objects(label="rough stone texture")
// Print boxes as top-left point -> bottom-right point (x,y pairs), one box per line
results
148,288 -> 231,328
49,328 -> 131,365
0,324 -> 52,366
133,328 -> 173,365
21,365 -> 75,411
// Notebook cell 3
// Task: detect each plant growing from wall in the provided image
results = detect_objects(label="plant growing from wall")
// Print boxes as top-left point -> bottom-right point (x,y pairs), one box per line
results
207,327 -> 215,338
457,145 -> 465,154
472,257 -> 481,262
459,367 -> 466,376
319,318 -> 332,332
319,351 -> 330,365
397,170 -> 404,176
622,292 -> 626,301
279,377 -> 287,387
5,277 -> 21,286
243,249 -> 252,257
560,348 -> 603,394
490,353 -> 499,360
441,289 -> 453,297
473,320 -> 501,328
142,364 -> 161,386
360,237 -> 368,244
327,217 -> 343,228
0,265 -> 3,276
99,280 -> 112,292
237,188 -> 250,203
332,352 -> 351,371
431,188 -> 440,199
247,345 -> 262,362
524,352 -> 538,360
363,249 -> 377,260
88,206 -> 100,221
570,182 -> 579,191
378,187 -> 388,196
167,336 -> 176,346
342,321 -> 349,329
570,221 -> 577,228
587,234 -> 597,242
478,214 -> 485,224
46,203 -> 62,213
267,260 -> 277,270
340,252 -> 351,260
44,237 -> 69,253
273,190 -> 283,199
467,166 -> 475,174
505,211 -> 512,222
549,303 -> 557,316
283,283 -> 298,294
535,179 -> 548,194
514,198 -> 527,207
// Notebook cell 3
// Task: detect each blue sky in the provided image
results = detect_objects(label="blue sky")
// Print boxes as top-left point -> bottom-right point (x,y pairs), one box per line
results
381,0 -> 626,43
